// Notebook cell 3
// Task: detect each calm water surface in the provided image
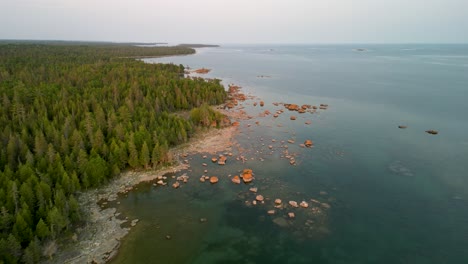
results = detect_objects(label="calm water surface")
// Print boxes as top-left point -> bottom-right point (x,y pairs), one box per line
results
110,44 -> 468,264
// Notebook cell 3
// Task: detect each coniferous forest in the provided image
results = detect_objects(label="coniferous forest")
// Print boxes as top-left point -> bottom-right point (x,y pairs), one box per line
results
0,43 -> 227,263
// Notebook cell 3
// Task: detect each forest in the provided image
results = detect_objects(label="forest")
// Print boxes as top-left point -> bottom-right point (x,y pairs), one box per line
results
0,43 -> 227,263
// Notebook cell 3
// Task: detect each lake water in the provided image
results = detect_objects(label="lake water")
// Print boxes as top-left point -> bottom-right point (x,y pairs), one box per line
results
109,44 -> 468,264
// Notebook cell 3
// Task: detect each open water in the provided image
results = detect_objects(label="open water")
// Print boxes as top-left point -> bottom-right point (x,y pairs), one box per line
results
110,44 -> 468,264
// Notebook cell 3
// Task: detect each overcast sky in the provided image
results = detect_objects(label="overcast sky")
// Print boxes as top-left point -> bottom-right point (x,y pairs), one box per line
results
1,0 -> 467,44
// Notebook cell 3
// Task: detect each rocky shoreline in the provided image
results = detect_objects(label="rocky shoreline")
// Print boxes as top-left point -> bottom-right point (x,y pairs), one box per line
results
48,101 -> 246,263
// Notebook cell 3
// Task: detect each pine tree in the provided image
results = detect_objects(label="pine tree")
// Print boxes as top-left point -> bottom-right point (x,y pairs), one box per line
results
140,142 -> 150,169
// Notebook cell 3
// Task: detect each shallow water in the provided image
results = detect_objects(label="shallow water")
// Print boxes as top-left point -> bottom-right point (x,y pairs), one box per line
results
110,44 -> 468,264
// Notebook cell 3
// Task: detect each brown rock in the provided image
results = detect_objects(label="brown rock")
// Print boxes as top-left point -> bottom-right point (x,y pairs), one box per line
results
260,101 -> 265,107
288,212 -> 295,218
398,125 -> 407,129
232,121 -> 240,126
231,175 -> 241,184
211,157 -> 218,163
267,210 -> 276,215
304,140 -> 313,147
300,201 -> 309,208
172,182 -> 180,189
425,130 -> 438,135
218,155 -> 227,165
193,68 -> 210,74
289,201 -> 299,208
209,176 -> 219,184
256,195 -> 264,202
275,199 -> 282,205
242,169 -> 254,183
286,104 -> 300,111
199,177 -> 206,183
249,187 -> 258,193
290,116 -> 296,120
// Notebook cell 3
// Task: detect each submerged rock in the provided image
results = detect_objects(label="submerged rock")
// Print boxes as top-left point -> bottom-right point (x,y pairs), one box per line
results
267,210 -> 276,215
249,187 -> 258,193
272,217 -> 289,228
425,130 -> 439,135
398,125 -> 407,129
300,201 -> 309,208
288,212 -> 295,219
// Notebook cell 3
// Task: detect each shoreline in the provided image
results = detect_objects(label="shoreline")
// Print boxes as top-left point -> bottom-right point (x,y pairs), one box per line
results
50,103 -> 248,264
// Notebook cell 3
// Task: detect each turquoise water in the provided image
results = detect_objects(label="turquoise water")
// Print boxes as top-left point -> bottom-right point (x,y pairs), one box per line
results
110,45 -> 468,264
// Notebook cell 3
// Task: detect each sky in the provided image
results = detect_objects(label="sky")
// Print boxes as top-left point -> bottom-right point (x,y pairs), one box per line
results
1,0 -> 467,44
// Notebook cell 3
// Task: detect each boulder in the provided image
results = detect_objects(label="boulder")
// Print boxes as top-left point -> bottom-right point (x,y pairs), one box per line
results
425,130 -> 438,135
256,195 -> 264,202
249,187 -> 258,193
211,157 -> 218,163
218,155 -> 227,165
289,201 -> 299,208
290,116 -> 296,120
267,210 -> 275,215
288,212 -> 295,219
172,182 -> 180,189
242,169 -> 254,183
300,201 -> 309,208
286,104 -> 300,111
231,175 -> 241,184
274,199 -> 282,205
304,140 -> 313,147
260,101 -> 265,107
209,176 -> 219,184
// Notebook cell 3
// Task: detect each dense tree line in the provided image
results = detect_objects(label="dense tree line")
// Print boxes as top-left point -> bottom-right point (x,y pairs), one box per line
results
0,43 -> 227,263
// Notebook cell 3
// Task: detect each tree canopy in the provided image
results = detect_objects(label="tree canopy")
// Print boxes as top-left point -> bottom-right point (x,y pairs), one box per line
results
0,43 -> 227,262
